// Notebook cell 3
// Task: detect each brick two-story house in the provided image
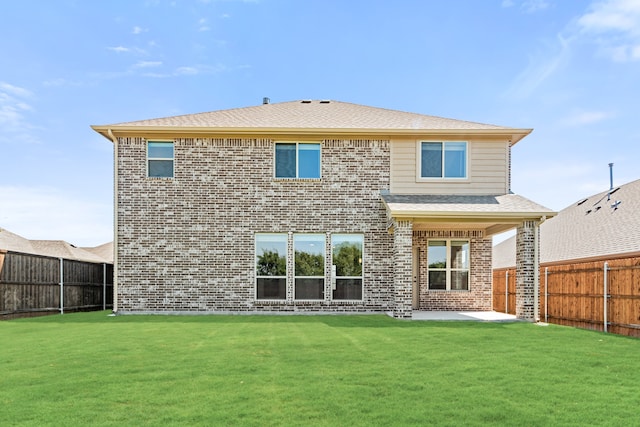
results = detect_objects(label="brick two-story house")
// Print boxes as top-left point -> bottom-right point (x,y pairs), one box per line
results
92,99 -> 555,320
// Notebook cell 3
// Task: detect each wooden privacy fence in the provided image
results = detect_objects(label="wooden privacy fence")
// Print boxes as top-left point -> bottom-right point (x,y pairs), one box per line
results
0,250 -> 113,319
493,256 -> 640,338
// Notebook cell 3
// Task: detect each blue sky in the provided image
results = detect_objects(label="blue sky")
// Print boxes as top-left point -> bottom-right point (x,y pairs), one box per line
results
1,0 -> 639,246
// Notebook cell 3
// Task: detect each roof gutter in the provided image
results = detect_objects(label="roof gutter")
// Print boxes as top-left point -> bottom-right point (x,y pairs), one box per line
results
91,125 -> 532,144
386,210 -> 556,221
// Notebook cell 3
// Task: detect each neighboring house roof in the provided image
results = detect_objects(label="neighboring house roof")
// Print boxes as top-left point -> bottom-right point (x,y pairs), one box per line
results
493,178 -> 640,268
92,99 -> 532,143
382,194 -> 555,236
82,241 -> 114,263
0,227 -> 112,263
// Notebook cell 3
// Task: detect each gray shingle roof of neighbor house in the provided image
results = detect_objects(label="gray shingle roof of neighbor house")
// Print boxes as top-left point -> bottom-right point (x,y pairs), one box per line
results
91,99 -> 533,143
0,227 -> 113,263
493,178 -> 640,268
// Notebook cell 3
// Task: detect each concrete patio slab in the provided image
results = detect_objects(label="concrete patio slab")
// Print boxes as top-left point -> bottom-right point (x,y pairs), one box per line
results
412,310 -> 518,322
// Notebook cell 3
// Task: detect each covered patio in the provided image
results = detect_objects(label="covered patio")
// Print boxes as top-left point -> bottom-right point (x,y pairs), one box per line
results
382,194 -> 556,321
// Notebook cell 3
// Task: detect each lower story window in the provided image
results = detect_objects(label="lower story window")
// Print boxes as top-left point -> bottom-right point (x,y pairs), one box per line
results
332,234 -> 364,300
255,234 -> 287,299
255,232 -> 364,301
294,234 -> 325,300
427,240 -> 469,291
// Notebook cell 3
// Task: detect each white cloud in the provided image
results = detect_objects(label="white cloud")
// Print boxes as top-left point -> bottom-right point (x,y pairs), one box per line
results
141,64 -> 228,78
0,82 -> 38,144
0,186 -> 112,247
505,34 -> 571,99
560,110 -> 615,126
501,0 -> 549,13
175,66 -> 199,75
42,78 -> 83,87
107,46 -> 148,55
132,60 -> 163,69
521,0 -> 550,13
578,0 -> 640,33
577,0 -> 640,61
198,18 -> 210,31
108,46 -> 131,53
132,26 -> 148,34
0,82 -> 33,98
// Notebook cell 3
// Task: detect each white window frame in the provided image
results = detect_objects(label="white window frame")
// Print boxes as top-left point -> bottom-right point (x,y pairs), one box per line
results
330,233 -> 364,301
274,141 -> 322,179
147,140 -> 175,178
416,141 -> 468,181
293,233 -> 326,301
427,239 -> 470,291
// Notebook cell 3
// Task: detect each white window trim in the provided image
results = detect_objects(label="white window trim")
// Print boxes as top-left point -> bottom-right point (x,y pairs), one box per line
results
330,233 -> 365,301
147,140 -> 175,179
415,140 -> 469,182
273,141 -> 322,179
293,233 -> 326,301
255,233 -> 288,301
427,239 -> 470,291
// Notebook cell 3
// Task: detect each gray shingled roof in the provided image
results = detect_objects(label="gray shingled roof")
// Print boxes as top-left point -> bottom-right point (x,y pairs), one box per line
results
493,178 -> 640,268
108,100 -> 509,130
382,194 -> 554,216
0,227 -> 112,263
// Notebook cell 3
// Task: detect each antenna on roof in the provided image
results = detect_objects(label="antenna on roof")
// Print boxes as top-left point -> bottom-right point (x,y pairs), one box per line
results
608,163 -> 614,201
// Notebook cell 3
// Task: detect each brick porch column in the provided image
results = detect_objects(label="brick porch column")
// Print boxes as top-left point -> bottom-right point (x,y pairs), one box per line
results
516,220 -> 538,321
393,220 -> 413,319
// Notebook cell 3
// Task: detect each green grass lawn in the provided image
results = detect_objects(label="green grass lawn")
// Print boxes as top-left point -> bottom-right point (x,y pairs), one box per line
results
1,312 -> 639,426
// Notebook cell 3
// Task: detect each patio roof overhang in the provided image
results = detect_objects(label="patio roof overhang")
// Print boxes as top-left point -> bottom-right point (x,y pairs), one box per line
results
382,194 -> 557,237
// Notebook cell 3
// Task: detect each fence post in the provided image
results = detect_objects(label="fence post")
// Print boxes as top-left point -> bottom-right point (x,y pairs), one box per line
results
544,267 -> 548,323
59,258 -> 64,315
604,262 -> 608,333
103,263 -> 106,311
505,270 -> 509,314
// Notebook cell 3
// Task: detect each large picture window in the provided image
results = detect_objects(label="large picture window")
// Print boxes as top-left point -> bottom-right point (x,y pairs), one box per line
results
294,234 -> 325,300
420,141 -> 467,179
275,142 -> 321,178
147,141 -> 174,178
255,234 -> 287,299
332,234 -> 363,300
427,240 -> 469,291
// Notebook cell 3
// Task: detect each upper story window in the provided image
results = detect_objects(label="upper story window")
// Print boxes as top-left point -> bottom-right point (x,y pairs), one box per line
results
419,141 -> 467,179
147,141 -> 174,178
275,142 -> 321,178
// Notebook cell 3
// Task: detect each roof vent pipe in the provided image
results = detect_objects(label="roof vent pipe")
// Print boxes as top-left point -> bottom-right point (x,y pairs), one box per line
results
608,163 -> 614,201
263,97 -> 270,105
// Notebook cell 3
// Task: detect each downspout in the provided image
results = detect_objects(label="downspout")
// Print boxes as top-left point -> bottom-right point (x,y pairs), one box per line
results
544,267 -> 548,323
107,129 -> 118,313
533,215 -> 547,322
505,270 -> 509,314
604,262 -> 609,333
